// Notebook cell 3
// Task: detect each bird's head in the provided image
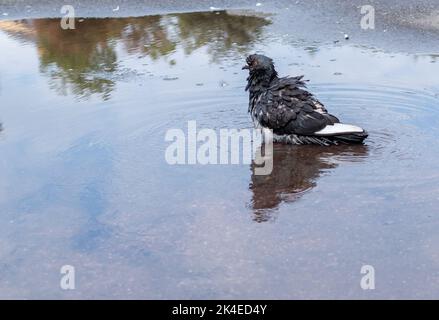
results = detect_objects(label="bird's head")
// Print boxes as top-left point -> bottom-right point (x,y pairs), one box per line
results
242,54 -> 276,74
243,54 -> 278,91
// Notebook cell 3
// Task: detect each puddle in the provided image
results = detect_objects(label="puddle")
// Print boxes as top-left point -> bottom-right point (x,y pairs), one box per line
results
0,11 -> 439,299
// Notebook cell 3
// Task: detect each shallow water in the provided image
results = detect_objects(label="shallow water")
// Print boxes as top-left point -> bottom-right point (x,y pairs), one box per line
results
0,11 -> 439,299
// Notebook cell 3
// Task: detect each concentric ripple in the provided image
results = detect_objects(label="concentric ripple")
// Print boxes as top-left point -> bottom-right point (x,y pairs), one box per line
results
312,83 -> 439,187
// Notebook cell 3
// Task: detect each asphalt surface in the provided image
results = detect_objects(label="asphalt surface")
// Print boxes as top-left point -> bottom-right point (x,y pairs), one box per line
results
1,1 -> 439,53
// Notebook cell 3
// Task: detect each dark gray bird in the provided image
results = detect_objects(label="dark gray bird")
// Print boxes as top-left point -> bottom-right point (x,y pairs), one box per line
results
243,54 -> 368,145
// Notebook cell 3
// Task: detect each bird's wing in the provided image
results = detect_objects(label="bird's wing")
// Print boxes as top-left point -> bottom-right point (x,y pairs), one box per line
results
272,76 -> 339,121
254,76 -> 336,135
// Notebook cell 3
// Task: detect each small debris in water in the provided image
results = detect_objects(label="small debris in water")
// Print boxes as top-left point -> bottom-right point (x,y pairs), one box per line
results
219,81 -> 229,87
333,72 -> 343,76
163,76 -> 179,81
2,12 -> 8,16
196,83 -> 204,86
256,3 -> 262,7
113,6 -> 120,12
344,34 -> 349,40
333,40 -> 340,44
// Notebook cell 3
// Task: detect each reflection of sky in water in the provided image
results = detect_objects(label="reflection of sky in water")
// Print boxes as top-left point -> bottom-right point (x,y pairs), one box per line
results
0,12 -> 439,298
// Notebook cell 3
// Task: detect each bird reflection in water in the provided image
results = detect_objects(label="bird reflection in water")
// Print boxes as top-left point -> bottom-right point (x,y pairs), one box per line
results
249,143 -> 368,222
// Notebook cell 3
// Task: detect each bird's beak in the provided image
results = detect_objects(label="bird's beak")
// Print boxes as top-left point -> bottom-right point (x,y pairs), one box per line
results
242,65 -> 249,70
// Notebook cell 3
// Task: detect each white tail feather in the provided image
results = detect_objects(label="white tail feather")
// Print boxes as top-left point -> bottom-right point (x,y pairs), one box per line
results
314,123 -> 364,136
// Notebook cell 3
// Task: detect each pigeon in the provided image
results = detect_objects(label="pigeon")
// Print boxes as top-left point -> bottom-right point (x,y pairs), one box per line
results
243,54 -> 368,145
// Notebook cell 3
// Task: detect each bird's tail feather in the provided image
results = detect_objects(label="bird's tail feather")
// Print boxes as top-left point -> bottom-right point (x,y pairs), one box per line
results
314,123 -> 368,144
330,131 -> 368,144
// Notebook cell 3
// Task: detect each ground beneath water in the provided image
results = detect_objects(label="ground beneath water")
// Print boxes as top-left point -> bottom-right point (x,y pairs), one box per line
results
0,8 -> 439,298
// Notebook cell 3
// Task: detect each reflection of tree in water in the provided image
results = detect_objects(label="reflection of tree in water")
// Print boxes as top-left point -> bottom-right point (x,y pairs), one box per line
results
118,11 -> 270,62
249,144 -> 368,223
176,11 -> 271,62
120,15 -> 177,60
0,12 -> 270,100
32,19 -> 119,100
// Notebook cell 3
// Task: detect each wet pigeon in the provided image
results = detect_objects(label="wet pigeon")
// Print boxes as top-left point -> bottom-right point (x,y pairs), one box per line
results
243,54 -> 368,145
